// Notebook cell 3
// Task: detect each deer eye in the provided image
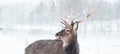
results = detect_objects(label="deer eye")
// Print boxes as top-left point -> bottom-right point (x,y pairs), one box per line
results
65,29 -> 70,32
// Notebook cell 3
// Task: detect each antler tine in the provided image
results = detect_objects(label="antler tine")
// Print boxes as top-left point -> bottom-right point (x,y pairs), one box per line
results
77,6 -> 97,23
69,5 -> 76,20
61,19 -> 70,27
64,15 -> 68,19
60,21 -> 66,25
63,8 -> 68,19
63,5 -> 76,23
86,7 -> 97,18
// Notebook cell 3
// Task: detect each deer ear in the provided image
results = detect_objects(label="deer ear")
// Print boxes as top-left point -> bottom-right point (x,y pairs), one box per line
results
73,22 -> 78,31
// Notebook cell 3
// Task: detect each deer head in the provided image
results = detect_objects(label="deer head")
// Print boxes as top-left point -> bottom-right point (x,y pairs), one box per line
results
55,7 -> 97,47
55,19 -> 79,47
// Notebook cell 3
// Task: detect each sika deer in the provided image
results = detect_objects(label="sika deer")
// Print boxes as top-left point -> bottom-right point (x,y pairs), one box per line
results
25,7 -> 97,54
25,20 -> 80,54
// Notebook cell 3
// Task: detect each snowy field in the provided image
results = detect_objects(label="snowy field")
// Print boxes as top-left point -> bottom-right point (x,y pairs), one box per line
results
0,24 -> 120,54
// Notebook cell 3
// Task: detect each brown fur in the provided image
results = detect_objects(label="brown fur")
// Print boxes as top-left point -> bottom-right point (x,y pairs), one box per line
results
25,40 -> 66,54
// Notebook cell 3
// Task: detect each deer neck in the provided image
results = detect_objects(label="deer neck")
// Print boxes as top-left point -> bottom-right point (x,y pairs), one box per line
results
63,34 -> 79,54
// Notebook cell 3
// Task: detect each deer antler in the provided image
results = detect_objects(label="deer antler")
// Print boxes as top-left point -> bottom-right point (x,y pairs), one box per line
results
61,7 -> 76,27
69,6 -> 76,20
62,6 -> 76,23
69,6 -> 97,30
61,19 -> 69,25
76,6 -> 97,23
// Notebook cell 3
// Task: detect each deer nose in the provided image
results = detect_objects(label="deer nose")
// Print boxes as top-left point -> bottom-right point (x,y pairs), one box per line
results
55,33 -> 60,36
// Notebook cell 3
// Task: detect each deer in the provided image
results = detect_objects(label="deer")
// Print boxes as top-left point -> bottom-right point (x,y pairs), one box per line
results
25,7 -> 97,54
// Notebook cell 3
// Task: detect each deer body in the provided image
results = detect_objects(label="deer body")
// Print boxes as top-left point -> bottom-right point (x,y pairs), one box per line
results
25,37 -> 79,54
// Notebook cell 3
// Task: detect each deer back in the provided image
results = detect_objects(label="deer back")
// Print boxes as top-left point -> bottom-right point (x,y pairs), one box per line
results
25,40 -> 66,54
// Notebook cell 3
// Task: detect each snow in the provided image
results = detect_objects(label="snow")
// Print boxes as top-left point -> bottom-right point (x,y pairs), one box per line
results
0,34 -> 25,54
0,24 -> 120,54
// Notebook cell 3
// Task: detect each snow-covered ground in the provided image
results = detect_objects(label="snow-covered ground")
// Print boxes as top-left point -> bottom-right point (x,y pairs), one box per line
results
0,24 -> 120,54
